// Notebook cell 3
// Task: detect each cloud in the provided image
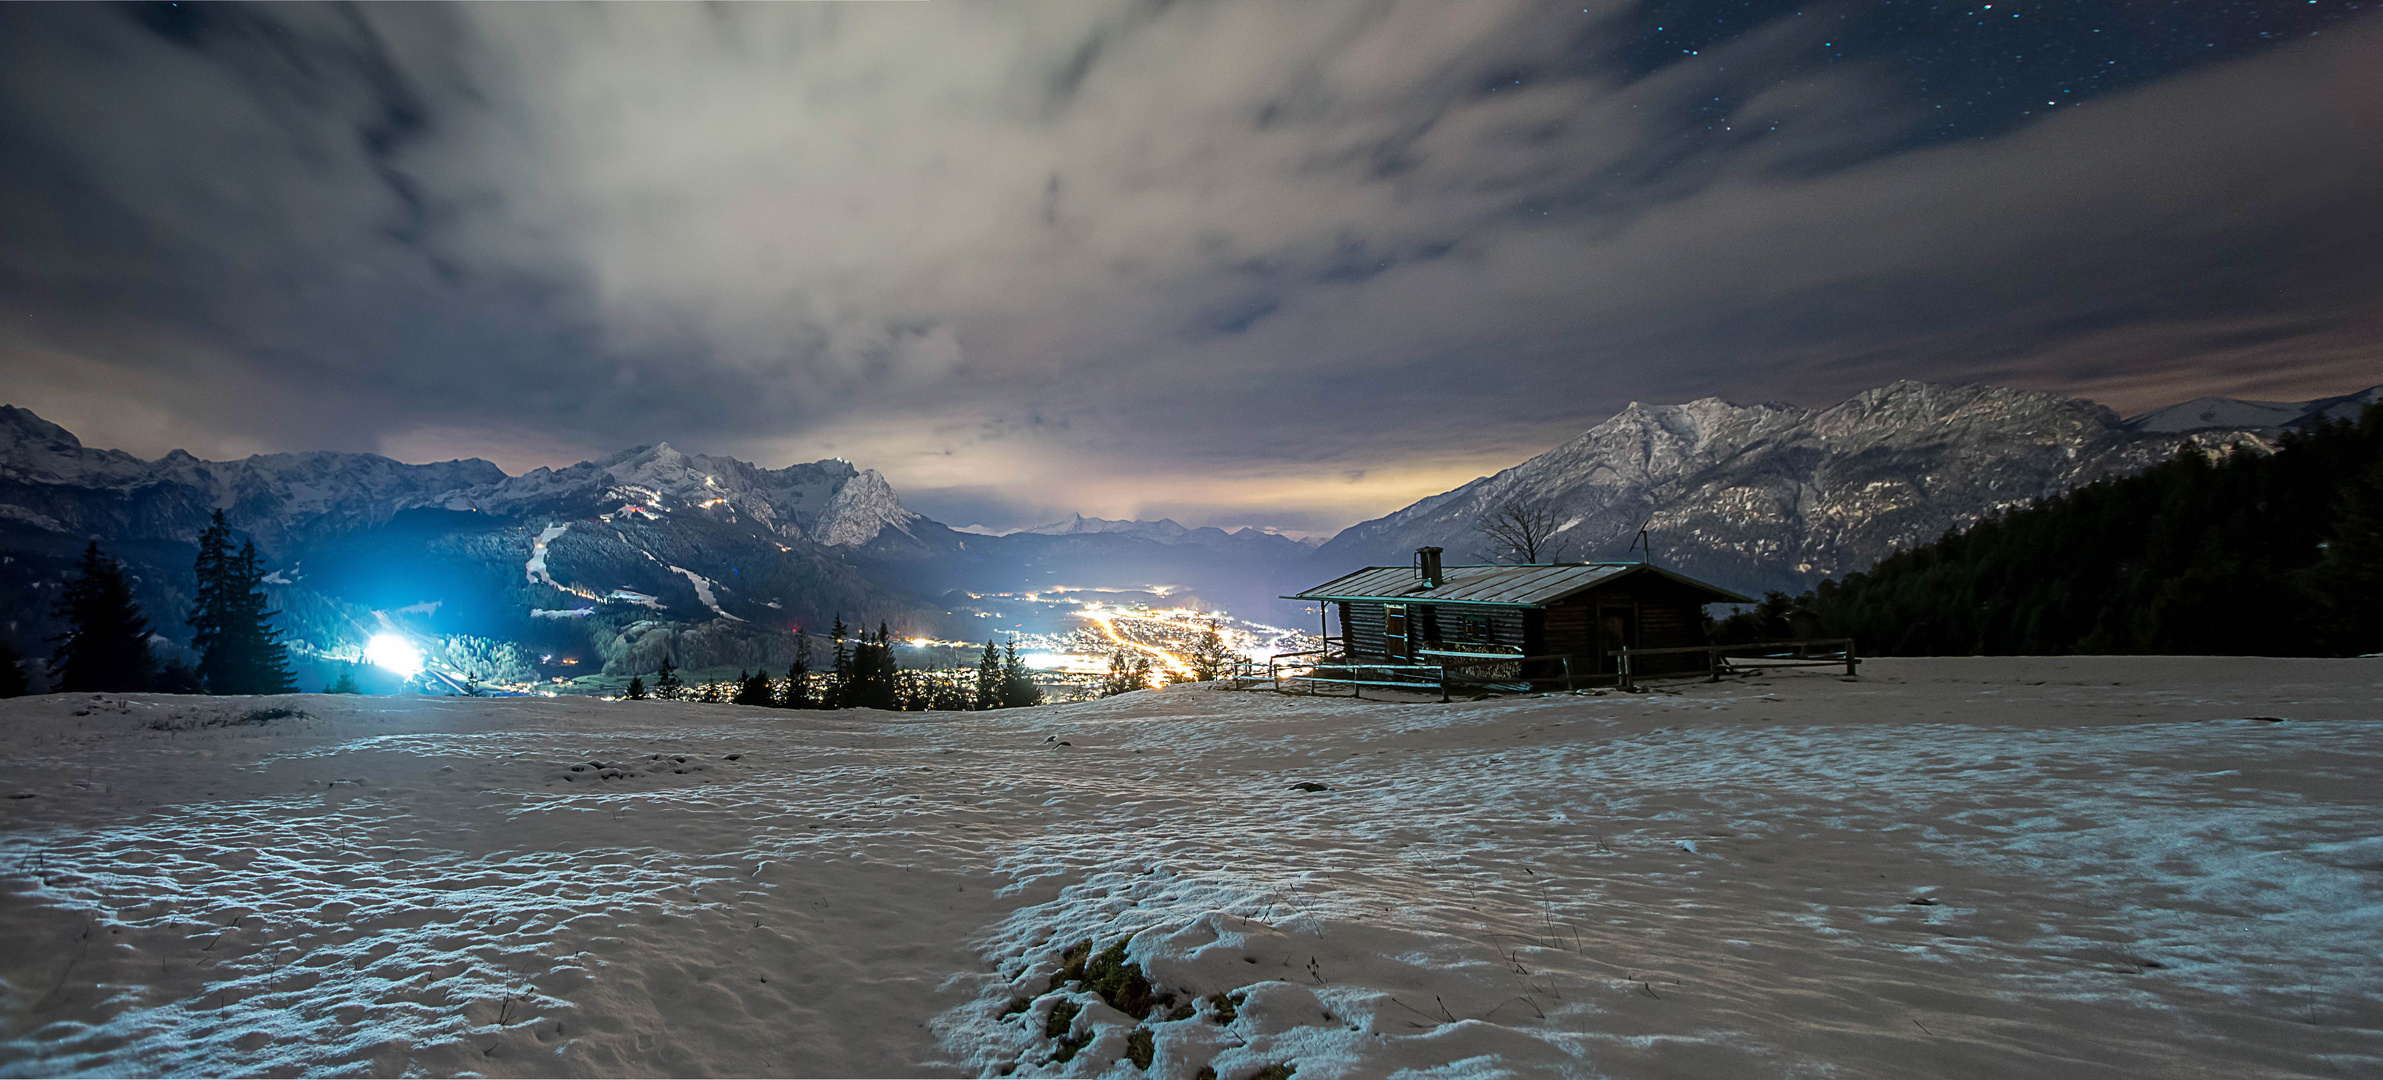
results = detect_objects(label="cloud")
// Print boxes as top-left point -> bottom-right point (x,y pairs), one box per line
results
0,3 -> 2377,533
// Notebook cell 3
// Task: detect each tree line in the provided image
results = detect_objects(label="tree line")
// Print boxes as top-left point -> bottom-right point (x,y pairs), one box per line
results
1710,403 -> 2383,657
3,510 -> 299,697
625,614 -> 1045,711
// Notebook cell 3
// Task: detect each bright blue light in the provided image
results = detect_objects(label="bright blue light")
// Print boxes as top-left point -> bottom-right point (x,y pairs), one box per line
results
366,634 -> 424,676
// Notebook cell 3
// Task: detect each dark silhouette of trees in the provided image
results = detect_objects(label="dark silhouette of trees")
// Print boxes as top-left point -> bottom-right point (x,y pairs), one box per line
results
652,656 -> 682,699
327,665 -> 362,694
975,640 -> 1003,710
1797,404 -> 2383,656
50,542 -> 154,692
0,638 -> 30,698
1000,640 -> 1042,708
826,614 -> 853,708
734,669 -> 774,705
624,675 -> 646,700
186,512 -> 296,695
1186,623 -> 1241,680
1101,650 -> 1152,697
781,635 -> 814,709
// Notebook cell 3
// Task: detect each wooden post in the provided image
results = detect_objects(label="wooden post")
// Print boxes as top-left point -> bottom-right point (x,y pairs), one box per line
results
1845,639 -> 1859,677
1618,649 -> 1633,692
1440,663 -> 1450,703
1560,655 -> 1575,693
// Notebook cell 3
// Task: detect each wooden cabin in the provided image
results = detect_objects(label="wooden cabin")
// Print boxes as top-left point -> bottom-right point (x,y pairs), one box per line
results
1284,547 -> 1752,679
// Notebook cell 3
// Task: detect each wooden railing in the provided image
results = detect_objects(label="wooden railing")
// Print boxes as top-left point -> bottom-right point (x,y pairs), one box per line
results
1265,648 -> 1594,700
1610,638 -> 1857,691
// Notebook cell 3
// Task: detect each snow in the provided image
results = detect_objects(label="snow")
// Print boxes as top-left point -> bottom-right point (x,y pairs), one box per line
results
667,566 -> 742,622
526,523 -> 570,587
1,657 -> 2377,1077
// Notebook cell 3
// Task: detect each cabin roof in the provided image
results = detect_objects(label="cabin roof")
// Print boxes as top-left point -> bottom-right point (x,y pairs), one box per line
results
1283,562 -> 1753,607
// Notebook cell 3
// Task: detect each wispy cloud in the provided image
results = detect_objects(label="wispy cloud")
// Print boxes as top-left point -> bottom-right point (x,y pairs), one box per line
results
1,3 -> 2375,529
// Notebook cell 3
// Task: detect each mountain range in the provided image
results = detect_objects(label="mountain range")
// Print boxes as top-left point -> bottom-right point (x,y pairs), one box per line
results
3,380 -> 2371,690
1315,381 -> 2374,595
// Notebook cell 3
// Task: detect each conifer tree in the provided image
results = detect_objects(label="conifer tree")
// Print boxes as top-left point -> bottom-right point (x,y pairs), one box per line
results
0,638 -> 31,698
827,614 -> 852,709
1186,623 -> 1241,681
191,536 -> 295,695
975,639 -> 1002,710
49,542 -> 154,692
653,656 -> 682,699
1000,639 -> 1042,708
781,636 -> 813,709
625,675 -> 646,700
327,664 -> 362,694
735,669 -> 774,706
188,510 -> 237,693
154,660 -> 202,694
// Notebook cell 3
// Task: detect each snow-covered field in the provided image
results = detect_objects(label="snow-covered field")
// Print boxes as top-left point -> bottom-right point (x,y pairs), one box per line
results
1,657 -> 2377,1078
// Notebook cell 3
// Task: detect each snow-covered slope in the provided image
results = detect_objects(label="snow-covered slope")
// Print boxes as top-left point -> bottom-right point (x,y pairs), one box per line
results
1312,381 -> 2287,595
2124,384 -> 2382,432
1,657 -> 2374,1077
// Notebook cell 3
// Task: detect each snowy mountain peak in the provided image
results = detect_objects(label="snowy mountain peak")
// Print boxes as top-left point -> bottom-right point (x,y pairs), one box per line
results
1313,380 -> 2291,595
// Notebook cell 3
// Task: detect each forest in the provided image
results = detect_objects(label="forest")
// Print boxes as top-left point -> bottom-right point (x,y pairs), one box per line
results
1711,403 -> 2382,657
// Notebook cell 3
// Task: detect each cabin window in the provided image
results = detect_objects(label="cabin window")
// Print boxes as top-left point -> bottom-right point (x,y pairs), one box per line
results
1460,613 -> 1489,639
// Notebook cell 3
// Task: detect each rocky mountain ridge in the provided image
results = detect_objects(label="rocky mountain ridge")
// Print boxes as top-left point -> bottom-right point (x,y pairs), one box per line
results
1310,380 -> 2367,595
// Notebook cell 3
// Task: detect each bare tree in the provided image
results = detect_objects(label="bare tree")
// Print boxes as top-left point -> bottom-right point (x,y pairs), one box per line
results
1475,499 -> 1571,563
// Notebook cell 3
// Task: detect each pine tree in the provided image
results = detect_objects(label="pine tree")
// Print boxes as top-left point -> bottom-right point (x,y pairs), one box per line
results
781,636 -> 814,709
327,664 -> 362,694
1000,639 -> 1042,708
188,509 -> 236,694
1101,650 -> 1152,697
2306,456 -> 2383,654
0,638 -> 31,698
154,660 -> 201,694
49,542 -> 154,692
975,639 -> 1002,710
1186,623 -> 1241,681
625,675 -> 647,700
735,669 -> 774,706
193,538 -> 295,695
653,656 -> 682,699
827,614 -> 852,709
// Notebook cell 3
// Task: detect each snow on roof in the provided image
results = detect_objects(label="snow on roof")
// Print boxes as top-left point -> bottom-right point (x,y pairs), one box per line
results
1285,561 -> 1752,606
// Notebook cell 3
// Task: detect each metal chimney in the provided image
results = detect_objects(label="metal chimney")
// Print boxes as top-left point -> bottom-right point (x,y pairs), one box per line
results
1416,546 -> 1444,587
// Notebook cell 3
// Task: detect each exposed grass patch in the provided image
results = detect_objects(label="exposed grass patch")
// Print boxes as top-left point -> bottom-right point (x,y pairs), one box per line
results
1044,998 -> 1080,1040
1085,938 -> 1157,1017
1126,1027 -> 1155,1070
1206,991 -> 1242,1025
1251,1065 -> 1296,1080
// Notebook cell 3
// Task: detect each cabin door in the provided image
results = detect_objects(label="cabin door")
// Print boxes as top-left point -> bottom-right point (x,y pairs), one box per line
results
1596,604 -> 1638,673
1384,604 -> 1410,661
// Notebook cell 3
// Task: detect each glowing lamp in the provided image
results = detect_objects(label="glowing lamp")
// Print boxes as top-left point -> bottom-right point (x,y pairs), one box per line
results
365,633 -> 425,676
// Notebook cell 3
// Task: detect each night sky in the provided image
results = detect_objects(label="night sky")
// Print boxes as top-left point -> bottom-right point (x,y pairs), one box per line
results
2,1 -> 2377,535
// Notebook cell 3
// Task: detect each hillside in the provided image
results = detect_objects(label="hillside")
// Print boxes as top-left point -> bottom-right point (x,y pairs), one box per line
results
1794,402 -> 2383,656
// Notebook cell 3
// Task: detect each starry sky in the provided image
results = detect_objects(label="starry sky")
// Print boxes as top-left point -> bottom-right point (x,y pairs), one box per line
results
2,1 -> 2378,535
